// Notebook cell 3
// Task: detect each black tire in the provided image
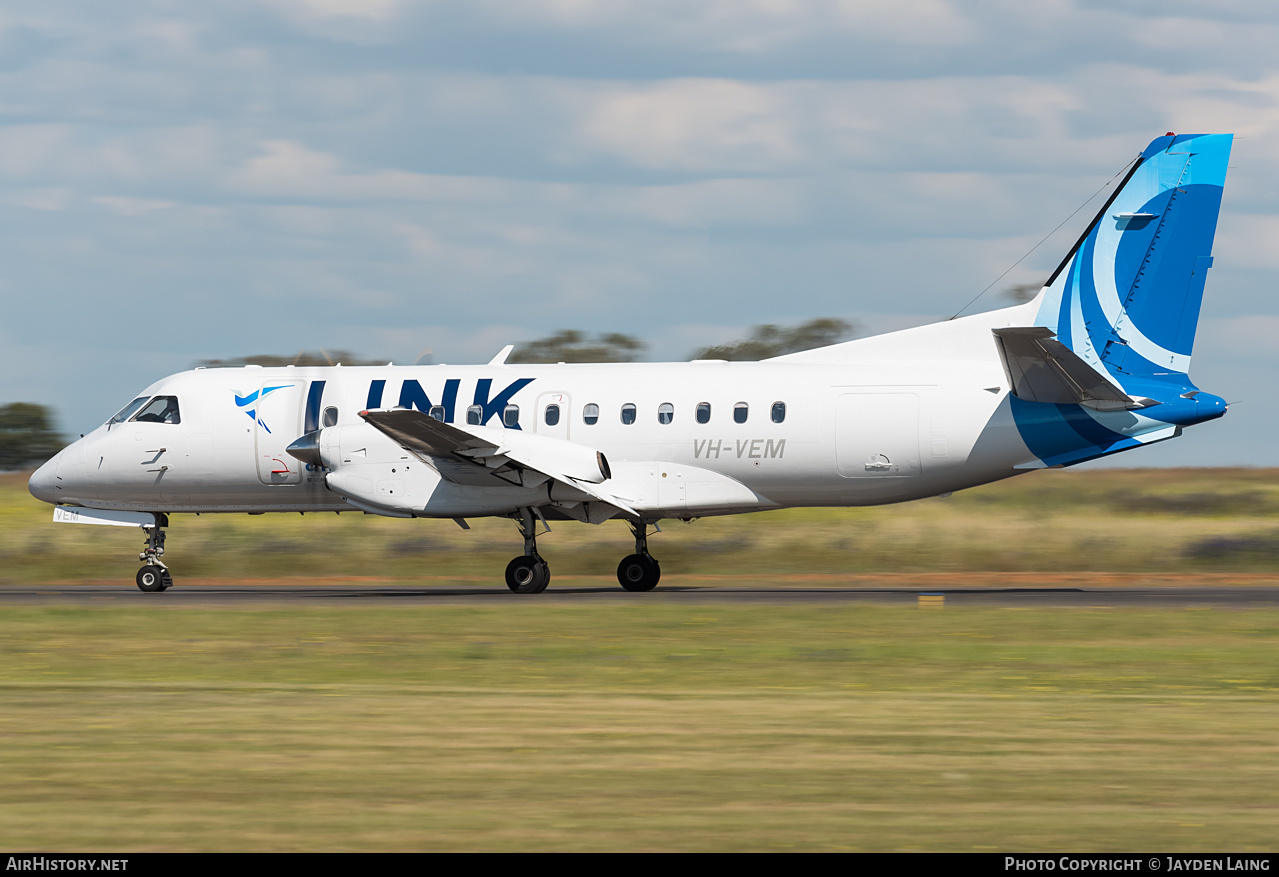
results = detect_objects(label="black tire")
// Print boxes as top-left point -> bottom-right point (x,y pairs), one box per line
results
530,560 -> 550,594
505,555 -> 549,594
136,565 -> 166,592
617,554 -> 659,592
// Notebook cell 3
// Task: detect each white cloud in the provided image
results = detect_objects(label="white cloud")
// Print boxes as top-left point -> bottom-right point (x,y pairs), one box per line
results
1213,214 -> 1279,271
91,196 -> 178,216
267,0 -> 411,21
1199,316 -> 1279,362
468,0 -> 978,52
7,187 -> 74,211
571,79 -> 804,172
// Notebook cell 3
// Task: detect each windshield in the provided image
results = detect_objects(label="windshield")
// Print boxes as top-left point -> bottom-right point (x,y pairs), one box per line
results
130,396 -> 180,425
108,397 -> 151,425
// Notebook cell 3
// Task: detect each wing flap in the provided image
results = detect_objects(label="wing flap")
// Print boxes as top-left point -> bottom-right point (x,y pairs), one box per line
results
359,408 -> 641,517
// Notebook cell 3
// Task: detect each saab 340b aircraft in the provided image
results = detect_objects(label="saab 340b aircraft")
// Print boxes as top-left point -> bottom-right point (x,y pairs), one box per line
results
29,133 -> 1233,593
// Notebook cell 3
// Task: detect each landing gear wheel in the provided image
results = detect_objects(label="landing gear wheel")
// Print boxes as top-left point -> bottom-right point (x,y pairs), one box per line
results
505,555 -> 550,594
617,554 -> 660,592
136,565 -> 168,593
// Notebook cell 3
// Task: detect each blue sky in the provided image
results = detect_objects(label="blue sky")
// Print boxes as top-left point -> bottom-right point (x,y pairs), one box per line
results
1,0 -> 1276,465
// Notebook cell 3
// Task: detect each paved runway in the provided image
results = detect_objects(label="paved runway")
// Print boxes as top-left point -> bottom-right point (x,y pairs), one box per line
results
4,582 -> 1279,607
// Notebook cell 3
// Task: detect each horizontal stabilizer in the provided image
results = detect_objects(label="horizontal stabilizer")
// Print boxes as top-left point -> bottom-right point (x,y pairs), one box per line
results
359,408 -> 640,517
993,327 -> 1157,410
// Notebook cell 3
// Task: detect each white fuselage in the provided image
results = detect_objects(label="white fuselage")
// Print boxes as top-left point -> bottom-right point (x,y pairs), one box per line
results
30,304 -> 1084,522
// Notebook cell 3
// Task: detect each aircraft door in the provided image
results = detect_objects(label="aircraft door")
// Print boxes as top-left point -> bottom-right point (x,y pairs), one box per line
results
834,393 -> 922,477
536,393 -> 571,441
252,381 -> 305,485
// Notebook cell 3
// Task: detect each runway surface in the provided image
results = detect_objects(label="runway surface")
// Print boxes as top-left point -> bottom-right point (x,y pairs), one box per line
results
5,580 -> 1279,607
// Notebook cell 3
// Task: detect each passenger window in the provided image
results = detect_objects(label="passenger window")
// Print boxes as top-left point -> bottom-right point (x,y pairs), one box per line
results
733,402 -> 748,424
503,404 -> 520,428
583,403 -> 599,425
429,405 -> 445,422
467,405 -> 482,425
696,402 -> 711,424
322,406 -> 339,428
132,396 -> 180,425
771,401 -> 786,423
545,404 -> 560,426
621,403 -> 636,425
658,403 -> 674,425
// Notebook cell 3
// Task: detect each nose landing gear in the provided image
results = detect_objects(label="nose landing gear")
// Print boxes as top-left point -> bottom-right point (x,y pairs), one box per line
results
135,515 -> 172,592
617,521 -> 660,592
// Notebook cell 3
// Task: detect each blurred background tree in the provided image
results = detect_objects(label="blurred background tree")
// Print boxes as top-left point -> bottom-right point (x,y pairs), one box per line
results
1003,283 -> 1040,305
690,317 -> 858,361
0,403 -> 65,470
196,350 -> 389,368
509,330 -> 646,363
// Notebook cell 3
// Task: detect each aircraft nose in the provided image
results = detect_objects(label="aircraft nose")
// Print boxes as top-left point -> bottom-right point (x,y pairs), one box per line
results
28,452 -> 61,504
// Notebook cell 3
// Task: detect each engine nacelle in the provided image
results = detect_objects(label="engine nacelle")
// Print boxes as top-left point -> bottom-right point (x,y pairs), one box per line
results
289,422 -> 549,517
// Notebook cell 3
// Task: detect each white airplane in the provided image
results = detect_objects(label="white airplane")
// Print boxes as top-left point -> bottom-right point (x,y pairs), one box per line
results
29,132 -> 1233,593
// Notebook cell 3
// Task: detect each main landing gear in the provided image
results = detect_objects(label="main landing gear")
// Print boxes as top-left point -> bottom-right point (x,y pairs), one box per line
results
503,511 -> 662,594
505,508 -> 550,594
135,514 -> 173,593
616,521 -> 660,592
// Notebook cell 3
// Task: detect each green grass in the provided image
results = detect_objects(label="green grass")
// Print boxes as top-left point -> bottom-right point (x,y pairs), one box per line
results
1,604 -> 1277,851
3,468 -> 1279,849
4,467 -> 1279,583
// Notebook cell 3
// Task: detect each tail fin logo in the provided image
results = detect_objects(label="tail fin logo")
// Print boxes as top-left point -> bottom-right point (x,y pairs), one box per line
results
1035,133 -> 1232,383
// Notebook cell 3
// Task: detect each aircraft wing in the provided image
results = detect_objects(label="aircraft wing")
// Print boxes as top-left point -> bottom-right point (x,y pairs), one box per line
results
359,408 -> 641,517
992,327 -> 1158,410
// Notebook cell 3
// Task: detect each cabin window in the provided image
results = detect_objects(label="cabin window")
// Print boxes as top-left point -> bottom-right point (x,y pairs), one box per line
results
696,402 -> 711,424
733,402 -> 748,424
109,397 -> 150,425
132,396 -> 181,425
583,403 -> 599,425
322,406 -> 339,428
621,403 -> 637,425
466,405 -> 482,425
771,401 -> 786,424
503,404 -> 520,428
428,405 -> 445,422
544,404 -> 560,426
658,402 -> 674,425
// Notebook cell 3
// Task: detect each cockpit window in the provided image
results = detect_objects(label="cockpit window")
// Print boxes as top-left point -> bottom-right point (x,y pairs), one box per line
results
131,395 -> 181,425
108,397 -> 151,425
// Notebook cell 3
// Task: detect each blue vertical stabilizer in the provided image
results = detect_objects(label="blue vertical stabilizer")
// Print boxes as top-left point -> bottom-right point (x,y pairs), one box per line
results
1034,133 -> 1232,383
1011,134 -> 1232,468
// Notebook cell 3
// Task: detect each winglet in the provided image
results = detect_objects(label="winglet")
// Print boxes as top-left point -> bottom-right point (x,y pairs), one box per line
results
488,345 -> 515,366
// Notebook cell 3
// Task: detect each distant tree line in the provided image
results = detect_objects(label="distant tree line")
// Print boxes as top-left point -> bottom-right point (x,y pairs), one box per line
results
510,317 -> 859,364
189,318 -> 863,372
0,403 -> 65,470
508,330 -> 647,364
689,317 -> 858,361
196,350 -> 390,368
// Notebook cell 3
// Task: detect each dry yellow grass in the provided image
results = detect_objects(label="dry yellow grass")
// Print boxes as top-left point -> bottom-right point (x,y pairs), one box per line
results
3,467 -> 1279,583
0,604 -> 1276,851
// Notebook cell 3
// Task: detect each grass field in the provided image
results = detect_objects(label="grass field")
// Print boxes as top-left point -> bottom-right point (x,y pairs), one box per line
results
1,468 -> 1277,850
4,467 -> 1279,583
2,604 -> 1277,851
